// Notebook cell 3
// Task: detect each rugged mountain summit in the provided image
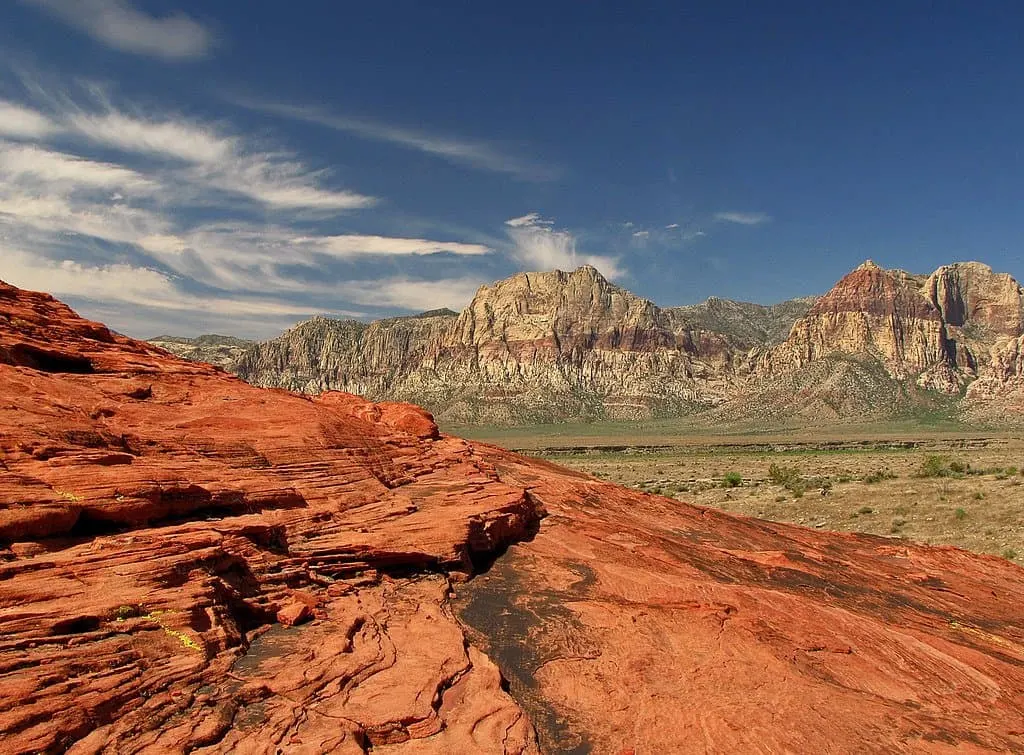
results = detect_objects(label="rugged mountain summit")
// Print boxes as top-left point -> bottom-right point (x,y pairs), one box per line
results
224,267 -> 811,423
761,261 -> 1024,407
235,309 -> 457,396
3,280 -> 1024,752
153,260 -> 1024,425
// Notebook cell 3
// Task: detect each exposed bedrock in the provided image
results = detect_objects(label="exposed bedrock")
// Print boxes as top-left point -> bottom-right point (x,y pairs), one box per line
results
1,278 -> 1023,753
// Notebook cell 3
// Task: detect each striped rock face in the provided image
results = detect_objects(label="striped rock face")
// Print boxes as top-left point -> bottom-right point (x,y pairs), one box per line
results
2,279 -> 1024,753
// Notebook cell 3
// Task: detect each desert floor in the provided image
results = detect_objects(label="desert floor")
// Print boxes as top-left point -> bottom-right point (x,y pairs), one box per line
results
454,423 -> 1024,563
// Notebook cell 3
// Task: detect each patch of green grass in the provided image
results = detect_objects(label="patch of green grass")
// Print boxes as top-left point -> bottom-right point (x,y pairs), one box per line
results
1002,548 -> 1018,560
954,507 -> 967,520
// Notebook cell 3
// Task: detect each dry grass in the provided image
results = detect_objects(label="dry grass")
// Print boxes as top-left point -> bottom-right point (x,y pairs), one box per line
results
514,435 -> 1024,563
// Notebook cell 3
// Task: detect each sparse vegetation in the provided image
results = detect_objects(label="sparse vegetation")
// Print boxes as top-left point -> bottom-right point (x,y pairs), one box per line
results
54,489 -> 82,502
114,604 -> 142,621
722,471 -> 743,488
955,508 -> 967,520
141,610 -> 202,652
973,491 -> 985,500
1003,548 -> 1018,560
864,468 -> 896,484
918,455 -> 954,478
531,432 -> 1024,562
768,462 -> 806,496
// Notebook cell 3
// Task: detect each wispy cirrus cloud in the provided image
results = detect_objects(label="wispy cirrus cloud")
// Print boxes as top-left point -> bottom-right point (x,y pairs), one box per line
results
714,211 -> 772,226
230,97 -> 561,181
0,78 -> 497,336
19,0 -> 214,60
504,213 -> 623,279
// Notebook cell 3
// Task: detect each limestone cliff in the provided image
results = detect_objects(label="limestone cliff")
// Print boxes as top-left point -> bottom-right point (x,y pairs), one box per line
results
158,261 -> 1024,426
231,267 -> 794,423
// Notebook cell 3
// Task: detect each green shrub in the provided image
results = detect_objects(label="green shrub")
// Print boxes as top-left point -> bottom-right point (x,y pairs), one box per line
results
972,491 -> 985,500
1002,548 -> 1018,560
858,506 -> 874,515
918,455 -> 949,478
722,471 -> 743,488
954,507 -> 967,520
768,463 -> 801,486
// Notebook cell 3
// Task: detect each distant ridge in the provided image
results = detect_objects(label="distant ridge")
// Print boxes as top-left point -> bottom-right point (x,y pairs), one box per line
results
151,260 -> 1024,427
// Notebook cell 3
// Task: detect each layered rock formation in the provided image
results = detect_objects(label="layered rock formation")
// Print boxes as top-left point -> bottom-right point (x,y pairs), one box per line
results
234,309 -> 457,397
3,280 -> 1024,752
222,267 -> 813,423
758,261 -> 1024,413
152,260 -> 1024,426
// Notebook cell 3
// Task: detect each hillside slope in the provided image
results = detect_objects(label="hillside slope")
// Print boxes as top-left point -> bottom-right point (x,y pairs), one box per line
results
3,279 -> 1024,752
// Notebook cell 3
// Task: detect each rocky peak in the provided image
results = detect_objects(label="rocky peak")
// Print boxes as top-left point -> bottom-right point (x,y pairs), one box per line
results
446,265 -> 658,349
923,261 -> 1023,336
809,261 -> 937,321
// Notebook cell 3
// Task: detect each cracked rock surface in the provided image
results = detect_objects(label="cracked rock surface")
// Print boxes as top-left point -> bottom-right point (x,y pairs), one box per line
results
1,279 -> 1023,754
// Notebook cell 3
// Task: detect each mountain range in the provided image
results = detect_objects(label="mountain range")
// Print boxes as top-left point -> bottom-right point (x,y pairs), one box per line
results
5,268 -> 1024,751
153,260 -> 1024,427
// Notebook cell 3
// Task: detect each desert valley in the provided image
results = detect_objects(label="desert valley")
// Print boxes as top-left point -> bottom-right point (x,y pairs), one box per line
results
3,3 -> 1024,752
2,261 -> 1023,752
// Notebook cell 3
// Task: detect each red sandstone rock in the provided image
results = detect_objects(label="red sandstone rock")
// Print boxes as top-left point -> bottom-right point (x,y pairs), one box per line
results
0,279 -> 1023,753
276,601 -> 311,627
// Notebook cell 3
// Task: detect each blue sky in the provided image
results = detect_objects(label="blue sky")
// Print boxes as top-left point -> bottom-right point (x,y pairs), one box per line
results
0,1 -> 1022,337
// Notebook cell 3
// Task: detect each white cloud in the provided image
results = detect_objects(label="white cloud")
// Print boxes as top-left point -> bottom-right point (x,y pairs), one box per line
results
293,234 -> 491,258
230,98 -> 560,181
504,213 -> 623,279
189,155 -> 376,211
0,101 -> 59,139
505,212 -> 550,228
68,110 -> 234,163
714,211 -> 772,226
0,77 -> 499,335
337,276 -> 484,311
632,230 -> 650,238
21,0 -> 214,60
665,223 -> 680,229
9,83 -> 378,213
0,247 -> 355,321
0,141 -> 154,190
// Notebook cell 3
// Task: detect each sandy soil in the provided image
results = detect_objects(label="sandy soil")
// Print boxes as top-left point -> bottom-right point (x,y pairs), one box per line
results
526,437 -> 1024,562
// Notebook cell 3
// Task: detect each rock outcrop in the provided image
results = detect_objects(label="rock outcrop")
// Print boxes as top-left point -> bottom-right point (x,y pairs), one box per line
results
3,279 -> 1024,752
220,267 -> 812,423
153,261 -> 1024,426
761,260 -> 1024,403
147,335 -> 255,371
